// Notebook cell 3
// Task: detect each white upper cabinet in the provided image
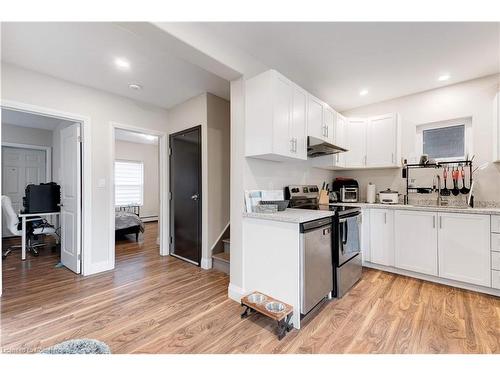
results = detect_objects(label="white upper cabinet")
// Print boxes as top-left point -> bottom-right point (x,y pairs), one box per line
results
307,95 -> 325,140
366,113 -> 400,168
323,105 -> 336,143
394,210 -> 438,276
493,91 -> 500,162
369,209 -> 394,266
245,70 -> 307,161
438,212 -> 491,287
344,118 -> 368,168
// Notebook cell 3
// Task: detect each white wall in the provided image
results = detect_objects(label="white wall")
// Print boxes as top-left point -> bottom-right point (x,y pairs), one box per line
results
1,123 -> 53,148
115,140 -> 159,220
1,63 -> 169,275
166,92 -> 230,268
337,74 -> 500,204
228,77 -> 335,300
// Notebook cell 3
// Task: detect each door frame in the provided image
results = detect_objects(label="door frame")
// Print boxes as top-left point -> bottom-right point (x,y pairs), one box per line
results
1,142 -> 52,183
169,125 -> 202,266
109,122 -> 168,265
0,100 -> 91,280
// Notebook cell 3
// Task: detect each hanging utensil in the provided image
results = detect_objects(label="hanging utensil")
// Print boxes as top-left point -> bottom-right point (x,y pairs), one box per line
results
441,166 -> 450,196
460,165 -> 470,194
452,166 -> 460,196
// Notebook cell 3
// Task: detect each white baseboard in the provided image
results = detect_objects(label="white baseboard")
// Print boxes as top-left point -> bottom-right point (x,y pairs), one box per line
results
363,261 -> 500,297
201,257 -> 212,270
228,283 -> 246,302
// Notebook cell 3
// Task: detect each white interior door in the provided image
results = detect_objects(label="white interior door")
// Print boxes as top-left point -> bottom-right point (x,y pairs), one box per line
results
60,124 -> 82,274
1,146 -> 46,213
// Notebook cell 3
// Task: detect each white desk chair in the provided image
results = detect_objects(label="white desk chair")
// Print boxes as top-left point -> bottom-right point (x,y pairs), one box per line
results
2,195 -> 58,259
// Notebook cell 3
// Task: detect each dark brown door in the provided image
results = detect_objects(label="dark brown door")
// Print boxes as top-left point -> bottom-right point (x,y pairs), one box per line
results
169,126 -> 202,265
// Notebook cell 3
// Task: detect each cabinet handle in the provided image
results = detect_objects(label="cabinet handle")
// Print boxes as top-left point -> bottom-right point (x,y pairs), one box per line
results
290,138 -> 295,153
392,153 -> 394,164
384,212 -> 387,224
439,216 -> 442,229
293,138 -> 297,153
364,155 -> 367,165
433,216 -> 435,228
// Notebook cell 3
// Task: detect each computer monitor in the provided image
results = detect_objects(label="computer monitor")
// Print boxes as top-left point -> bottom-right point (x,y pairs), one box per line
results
22,183 -> 61,213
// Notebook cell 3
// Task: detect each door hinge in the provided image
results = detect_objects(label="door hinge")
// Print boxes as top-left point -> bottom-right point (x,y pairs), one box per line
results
169,192 -> 172,200
170,236 -> 173,244
78,254 -> 81,261
78,135 -> 83,143
169,147 -> 172,156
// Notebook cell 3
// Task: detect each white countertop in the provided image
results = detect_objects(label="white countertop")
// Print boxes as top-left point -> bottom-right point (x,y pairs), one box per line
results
242,208 -> 336,223
330,202 -> 500,215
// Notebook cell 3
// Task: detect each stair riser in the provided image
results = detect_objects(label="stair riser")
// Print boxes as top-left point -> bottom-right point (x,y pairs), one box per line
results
223,242 -> 230,254
213,258 -> 229,274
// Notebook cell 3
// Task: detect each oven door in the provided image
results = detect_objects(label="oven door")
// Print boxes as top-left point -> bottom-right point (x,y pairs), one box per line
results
337,213 -> 361,266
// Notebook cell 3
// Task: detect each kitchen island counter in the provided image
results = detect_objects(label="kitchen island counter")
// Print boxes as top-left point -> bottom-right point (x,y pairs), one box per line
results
242,208 -> 335,223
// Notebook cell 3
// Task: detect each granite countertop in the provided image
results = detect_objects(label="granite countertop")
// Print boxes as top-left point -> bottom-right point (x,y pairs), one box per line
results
243,208 -> 336,223
330,202 -> 500,215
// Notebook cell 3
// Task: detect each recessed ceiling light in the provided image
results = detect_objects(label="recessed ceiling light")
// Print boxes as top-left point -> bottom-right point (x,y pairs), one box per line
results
438,74 -> 450,82
114,57 -> 131,70
128,83 -> 142,91
359,89 -> 368,96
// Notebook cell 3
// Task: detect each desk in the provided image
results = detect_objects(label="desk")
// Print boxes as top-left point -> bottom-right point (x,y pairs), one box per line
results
18,212 -> 60,260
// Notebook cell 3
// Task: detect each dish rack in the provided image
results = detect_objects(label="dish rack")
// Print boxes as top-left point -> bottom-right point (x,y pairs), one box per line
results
403,159 -> 474,207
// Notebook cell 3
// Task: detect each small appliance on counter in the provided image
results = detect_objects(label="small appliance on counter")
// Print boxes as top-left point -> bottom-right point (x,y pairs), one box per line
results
331,178 -> 359,203
378,189 -> 400,204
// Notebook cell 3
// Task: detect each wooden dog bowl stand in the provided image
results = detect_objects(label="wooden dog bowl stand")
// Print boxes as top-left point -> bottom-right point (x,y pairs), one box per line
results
240,291 -> 294,340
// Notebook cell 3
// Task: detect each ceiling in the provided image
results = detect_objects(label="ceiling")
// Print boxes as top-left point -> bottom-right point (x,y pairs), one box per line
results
115,128 -> 158,145
202,22 -> 500,110
1,108 -> 74,130
0,22 -> 230,109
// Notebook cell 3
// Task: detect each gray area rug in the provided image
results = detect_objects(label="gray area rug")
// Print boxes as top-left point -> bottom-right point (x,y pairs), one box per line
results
40,339 -> 111,354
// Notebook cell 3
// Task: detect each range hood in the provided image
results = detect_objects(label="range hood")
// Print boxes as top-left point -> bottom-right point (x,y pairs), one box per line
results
307,136 -> 348,158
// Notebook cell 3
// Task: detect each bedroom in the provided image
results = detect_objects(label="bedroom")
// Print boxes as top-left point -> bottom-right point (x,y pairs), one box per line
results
113,128 -> 161,259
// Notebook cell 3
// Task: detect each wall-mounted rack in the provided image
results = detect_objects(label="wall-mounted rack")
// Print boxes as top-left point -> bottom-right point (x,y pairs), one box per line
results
403,159 -> 474,206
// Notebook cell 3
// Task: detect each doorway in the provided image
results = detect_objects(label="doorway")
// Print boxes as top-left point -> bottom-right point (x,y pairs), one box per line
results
169,126 -> 202,266
110,123 -> 168,266
1,107 -> 84,283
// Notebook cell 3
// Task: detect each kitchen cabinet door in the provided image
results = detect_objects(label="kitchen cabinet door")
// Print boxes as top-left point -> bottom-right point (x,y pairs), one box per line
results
307,95 -> 324,140
291,86 -> 307,160
333,113 -> 347,168
494,91 -> 500,162
438,213 -> 491,287
394,210 -> 438,276
369,209 -> 394,266
272,74 -> 294,158
323,105 -> 336,143
344,118 -> 367,168
366,114 -> 398,167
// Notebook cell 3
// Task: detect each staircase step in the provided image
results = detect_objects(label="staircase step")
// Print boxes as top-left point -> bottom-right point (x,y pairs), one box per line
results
212,252 -> 230,274
212,252 -> 230,263
222,238 -> 231,244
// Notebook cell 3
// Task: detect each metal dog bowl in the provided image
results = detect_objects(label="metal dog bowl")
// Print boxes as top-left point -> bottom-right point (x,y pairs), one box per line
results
247,293 -> 266,304
265,301 -> 285,313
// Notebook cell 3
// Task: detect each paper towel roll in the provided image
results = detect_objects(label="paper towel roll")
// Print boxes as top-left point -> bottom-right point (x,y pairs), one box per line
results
367,183 -> 376,203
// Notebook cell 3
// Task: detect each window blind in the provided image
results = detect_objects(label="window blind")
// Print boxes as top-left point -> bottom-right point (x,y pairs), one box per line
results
115,160 -> 144,206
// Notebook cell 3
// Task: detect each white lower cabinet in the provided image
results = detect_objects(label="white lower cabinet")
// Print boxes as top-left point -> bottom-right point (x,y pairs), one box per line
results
437,213 -> 491,287
369,209 -> 394,266
394,210 -> 438,276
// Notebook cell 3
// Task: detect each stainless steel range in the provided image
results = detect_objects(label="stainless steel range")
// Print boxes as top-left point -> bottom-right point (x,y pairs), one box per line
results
285,185 -> 363,299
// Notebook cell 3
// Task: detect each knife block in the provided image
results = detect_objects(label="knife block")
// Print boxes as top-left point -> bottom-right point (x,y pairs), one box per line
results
318,190 -> 329,205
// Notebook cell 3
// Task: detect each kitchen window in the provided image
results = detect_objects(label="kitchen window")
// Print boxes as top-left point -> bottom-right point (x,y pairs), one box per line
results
416,117 -> 472,162
115,160 -> 144,206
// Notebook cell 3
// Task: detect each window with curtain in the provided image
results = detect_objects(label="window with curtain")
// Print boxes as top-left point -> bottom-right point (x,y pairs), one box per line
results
115,160 -> 144,206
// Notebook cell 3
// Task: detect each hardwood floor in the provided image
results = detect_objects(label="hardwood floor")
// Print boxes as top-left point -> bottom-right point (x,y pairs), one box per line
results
1,221 -> 499,354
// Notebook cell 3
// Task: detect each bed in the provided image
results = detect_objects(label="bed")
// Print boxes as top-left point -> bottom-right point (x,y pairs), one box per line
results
115,209 -> 144,241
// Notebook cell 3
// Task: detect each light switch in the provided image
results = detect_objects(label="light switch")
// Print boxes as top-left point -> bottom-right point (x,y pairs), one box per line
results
97,178 -> 106,188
